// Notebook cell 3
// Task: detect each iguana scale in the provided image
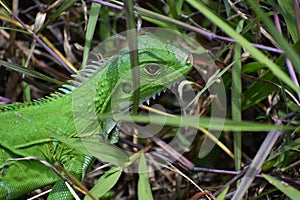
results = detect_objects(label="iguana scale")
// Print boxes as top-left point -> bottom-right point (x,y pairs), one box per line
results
0,35 -> 193,199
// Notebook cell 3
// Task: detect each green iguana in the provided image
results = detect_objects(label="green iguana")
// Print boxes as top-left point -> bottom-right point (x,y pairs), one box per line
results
0,35 -> 193,199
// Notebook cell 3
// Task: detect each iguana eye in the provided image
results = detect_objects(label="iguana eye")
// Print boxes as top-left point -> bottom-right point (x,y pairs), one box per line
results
145,64 -> 160,74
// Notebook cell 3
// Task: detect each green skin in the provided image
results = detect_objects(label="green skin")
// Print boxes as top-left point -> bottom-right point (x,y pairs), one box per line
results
0,35 -> 193,199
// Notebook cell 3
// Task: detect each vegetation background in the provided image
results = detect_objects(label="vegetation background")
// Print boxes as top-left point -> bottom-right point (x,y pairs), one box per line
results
0,0 -> 299,199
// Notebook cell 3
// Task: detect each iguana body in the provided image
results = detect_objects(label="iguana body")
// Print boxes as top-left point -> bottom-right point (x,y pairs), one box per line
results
0,35 -> 193,199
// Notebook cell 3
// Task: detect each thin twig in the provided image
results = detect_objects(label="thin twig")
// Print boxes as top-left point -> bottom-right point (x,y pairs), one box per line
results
273,9 -> 300,101
0,1 -> 76,74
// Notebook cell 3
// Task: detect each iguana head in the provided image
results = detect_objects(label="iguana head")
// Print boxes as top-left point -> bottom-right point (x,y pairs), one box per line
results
110,35 -> 193,111
73,35 -> 193,142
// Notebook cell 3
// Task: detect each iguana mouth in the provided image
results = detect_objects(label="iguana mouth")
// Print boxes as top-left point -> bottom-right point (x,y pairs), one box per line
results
143,81 -> 180,106
116,80 -> 181,112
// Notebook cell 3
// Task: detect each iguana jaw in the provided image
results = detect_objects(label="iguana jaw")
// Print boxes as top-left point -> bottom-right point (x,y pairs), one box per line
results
117,81 -> 179,109
142,80 -> 181,105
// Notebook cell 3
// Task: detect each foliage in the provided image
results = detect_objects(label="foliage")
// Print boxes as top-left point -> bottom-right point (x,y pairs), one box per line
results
0,0 -> 299,199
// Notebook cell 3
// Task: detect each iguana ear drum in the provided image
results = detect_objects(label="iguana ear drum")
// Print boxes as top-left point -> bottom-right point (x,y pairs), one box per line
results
121,82 -> 132,94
